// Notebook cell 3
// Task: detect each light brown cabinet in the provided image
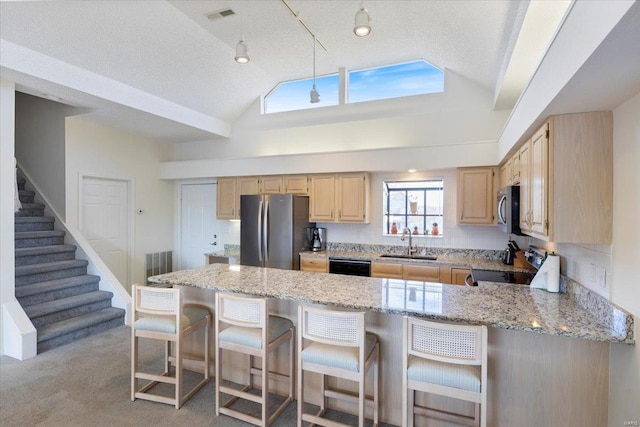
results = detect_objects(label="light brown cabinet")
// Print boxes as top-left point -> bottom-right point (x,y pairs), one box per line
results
284,175 -> 308,194
457,167 -> 497,225
309,175 -> 335,222
500,152 -> 521,188
216,177 -> 237,219
517,111 -> 613,243
499,161 -> 510,189
372,261 -> 440,282
261,176 -> 283,194
371,262 -> 404,279
511,151 -> 521,185
529,124 -> 548,237
336,173 -> 369,222
300,257 -> 328,273
403,264 -> 440,282
450,267 -> 471,286
216,175 -> 300,219
310,173 -> 370,223
518,139 -> 532,233
236,176 -> 261,218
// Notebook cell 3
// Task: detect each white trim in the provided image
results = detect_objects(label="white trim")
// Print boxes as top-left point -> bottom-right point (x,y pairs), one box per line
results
79,172 -> 135,290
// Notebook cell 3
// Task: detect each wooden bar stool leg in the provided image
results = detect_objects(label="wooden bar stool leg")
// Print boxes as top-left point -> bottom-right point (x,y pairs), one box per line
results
374,345 -> 379,426
262,353 -> 268,427
407,389 -> 415,427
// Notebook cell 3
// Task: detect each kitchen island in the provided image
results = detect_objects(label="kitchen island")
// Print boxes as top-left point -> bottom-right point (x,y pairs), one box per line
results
149,263 -> 633,426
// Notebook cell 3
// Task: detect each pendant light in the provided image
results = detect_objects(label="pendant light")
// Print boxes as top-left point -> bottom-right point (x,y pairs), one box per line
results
353,2 -> 372,37
235,2 -> 250,64
310,36 -> 319,103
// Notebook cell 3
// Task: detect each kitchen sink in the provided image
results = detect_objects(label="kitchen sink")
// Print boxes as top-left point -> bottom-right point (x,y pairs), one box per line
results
379,254 -> 438,261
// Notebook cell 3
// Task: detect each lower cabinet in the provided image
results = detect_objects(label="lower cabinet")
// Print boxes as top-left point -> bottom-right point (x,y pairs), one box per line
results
449,267 -> 471,286
300,257 -> 328,273
371,262 -> 403,279
372,261 -> 469,285
403,264 -> 440,282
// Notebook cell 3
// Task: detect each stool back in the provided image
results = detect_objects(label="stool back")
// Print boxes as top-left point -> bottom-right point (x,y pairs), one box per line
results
216,292 -> 266,329
300,305 -> 364,348
406,317 -> 485,366
133,285 -> 182,325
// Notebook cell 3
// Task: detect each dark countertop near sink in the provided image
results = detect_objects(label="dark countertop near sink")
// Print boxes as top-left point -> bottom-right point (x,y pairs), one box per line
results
300,250 -> 535,273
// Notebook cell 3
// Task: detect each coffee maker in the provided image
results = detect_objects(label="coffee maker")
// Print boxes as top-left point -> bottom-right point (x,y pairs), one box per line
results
306,227 -> 326,251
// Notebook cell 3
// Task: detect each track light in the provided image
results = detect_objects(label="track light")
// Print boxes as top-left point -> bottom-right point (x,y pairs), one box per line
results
235,1 -> 250,64
354,7 -> 371,37
235,40 -> 250,64
310,36 -> 319,103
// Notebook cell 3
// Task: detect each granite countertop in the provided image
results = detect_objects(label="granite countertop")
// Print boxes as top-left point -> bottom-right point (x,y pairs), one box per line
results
148,263 -> 633,344
300,250 -> 534,273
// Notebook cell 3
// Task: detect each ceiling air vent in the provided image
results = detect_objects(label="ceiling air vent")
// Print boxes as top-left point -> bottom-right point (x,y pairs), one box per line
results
206,8 -> 235,21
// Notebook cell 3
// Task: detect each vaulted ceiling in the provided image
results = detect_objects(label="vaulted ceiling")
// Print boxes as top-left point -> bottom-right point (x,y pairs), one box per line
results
1,1 -> 569,142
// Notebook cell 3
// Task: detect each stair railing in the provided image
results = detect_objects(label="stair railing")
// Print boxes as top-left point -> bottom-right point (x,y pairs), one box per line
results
17,165 -> 132,325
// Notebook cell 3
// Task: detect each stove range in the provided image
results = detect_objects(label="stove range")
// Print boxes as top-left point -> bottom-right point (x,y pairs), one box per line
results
469,269 -> 534,286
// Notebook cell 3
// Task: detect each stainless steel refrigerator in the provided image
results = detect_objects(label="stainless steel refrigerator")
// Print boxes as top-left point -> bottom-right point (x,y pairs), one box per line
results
240,194 -> 314,270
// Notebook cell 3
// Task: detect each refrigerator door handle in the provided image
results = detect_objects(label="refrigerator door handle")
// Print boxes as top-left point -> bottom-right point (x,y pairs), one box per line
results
263,200 -> 269,261
257,200 -> 263,262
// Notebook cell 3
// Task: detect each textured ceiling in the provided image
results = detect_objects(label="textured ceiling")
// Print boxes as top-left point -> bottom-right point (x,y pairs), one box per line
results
0,0 -> 520,133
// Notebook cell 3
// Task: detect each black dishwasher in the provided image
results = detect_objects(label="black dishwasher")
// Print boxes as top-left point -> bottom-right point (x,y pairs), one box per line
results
328,258 -> 371,277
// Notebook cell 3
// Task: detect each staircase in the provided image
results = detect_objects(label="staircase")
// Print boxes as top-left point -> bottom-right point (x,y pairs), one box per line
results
15,174 -> 125,353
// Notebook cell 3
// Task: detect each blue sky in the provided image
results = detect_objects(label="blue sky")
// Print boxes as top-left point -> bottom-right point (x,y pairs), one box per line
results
265,60 -> 444,114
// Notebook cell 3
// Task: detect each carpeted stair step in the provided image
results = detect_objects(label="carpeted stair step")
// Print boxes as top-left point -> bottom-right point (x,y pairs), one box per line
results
15,216 -> 55,232
18,189 -> 35,204
16,275 -> 101,306
37,307 -> 126,353
15,244 -> 77,267
16,175 -> 26,191
15,202 -> 45,217
26,291 -> 115,328
15,259 -> 88,286
15,230 -> 65,248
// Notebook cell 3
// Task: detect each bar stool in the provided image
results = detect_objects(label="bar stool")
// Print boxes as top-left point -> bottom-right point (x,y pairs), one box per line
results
402,316 -> 488,427
215,292 -> 294,426
297,304 -> 379,427
131,284 -> 210,409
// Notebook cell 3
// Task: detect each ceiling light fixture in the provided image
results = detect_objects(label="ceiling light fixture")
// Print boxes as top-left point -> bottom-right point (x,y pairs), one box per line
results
234,2 -> 250,64
310,36 -> 319,103
353,3 -> 372,37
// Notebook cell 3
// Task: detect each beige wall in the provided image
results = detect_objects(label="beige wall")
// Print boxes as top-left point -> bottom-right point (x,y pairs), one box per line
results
65,117 -> 175,287
165,71 -> 508,179
608,91 -> 640,427
15,93 -> 77,218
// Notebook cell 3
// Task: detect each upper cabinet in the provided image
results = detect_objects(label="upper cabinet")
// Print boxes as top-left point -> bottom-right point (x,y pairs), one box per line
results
261,176 -> 283,194
217,172 -> 370,223
518,139 -> 532,233
499,151 -> 521,188
310,173 -> 370,223
216,177 -> 237,219
457,167 -> 497,225
518,111 -> 613,243
284,175 -> 308,194
309,175 -> 335,221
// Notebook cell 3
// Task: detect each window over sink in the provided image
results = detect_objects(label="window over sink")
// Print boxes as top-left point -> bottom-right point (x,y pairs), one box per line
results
383,179 -> 444,236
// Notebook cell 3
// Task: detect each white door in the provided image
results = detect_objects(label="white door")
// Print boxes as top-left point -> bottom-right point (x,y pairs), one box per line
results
81,177 -> 130,288
180,183 -> 219,269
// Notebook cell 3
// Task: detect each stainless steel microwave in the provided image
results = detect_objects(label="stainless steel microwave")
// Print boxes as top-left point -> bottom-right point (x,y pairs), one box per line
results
497,186 -> 522,235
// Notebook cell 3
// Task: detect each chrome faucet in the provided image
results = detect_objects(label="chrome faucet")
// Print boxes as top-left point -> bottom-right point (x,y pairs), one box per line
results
401,227 -> 418,255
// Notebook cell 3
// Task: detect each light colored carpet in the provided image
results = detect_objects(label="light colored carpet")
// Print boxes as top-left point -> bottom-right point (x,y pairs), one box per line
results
1,326 -> 390,426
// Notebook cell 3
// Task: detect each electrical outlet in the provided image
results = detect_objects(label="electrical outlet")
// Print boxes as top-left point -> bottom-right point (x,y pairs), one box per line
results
596,266 -> 607,289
